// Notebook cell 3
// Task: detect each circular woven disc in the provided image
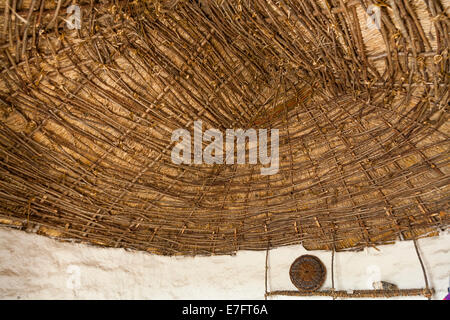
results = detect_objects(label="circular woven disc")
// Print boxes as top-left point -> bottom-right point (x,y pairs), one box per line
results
289,255 -> 326,292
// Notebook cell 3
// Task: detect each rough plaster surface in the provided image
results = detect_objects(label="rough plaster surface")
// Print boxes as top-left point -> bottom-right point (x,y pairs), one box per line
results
0,227 -> 448,300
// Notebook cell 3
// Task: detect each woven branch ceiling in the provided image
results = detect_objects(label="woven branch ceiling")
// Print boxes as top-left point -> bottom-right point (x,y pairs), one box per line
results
0,0 -> 448,255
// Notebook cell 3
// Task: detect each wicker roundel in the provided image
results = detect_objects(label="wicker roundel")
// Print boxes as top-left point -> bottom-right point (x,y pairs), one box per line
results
289,255 -> 326,292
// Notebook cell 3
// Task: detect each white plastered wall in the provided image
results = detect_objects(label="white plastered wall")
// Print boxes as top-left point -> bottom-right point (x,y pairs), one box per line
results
0,227 -> 448,300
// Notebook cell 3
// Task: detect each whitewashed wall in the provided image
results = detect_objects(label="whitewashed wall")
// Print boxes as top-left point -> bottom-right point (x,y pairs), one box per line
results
0,227 -> 448,300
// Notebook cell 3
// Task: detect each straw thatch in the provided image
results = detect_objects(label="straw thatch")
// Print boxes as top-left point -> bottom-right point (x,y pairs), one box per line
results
0,0 -> 448,255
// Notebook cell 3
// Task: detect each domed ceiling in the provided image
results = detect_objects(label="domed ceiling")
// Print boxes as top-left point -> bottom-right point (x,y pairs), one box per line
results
0,0 -> 448,255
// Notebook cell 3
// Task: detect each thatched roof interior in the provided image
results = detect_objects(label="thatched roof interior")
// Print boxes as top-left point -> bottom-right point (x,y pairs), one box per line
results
0,0 -> 448,255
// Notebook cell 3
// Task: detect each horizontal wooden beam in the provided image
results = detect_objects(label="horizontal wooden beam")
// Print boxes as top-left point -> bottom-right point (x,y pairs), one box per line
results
266,288 -> 434,299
